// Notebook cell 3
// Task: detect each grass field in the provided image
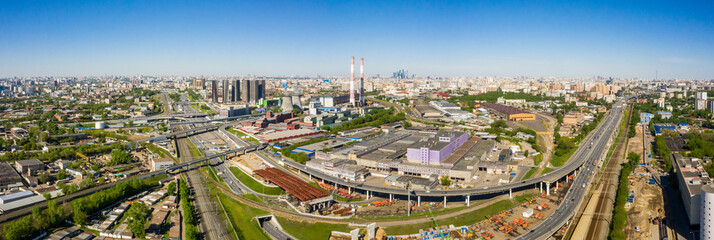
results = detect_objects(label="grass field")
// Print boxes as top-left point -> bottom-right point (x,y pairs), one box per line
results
522,168 -> 538,180
243,194 -> 267,204
542,167 -> 554,174
142,142 -> 173,159
277,216 -> 355,240
227,128 -> 260,144
229,166 -> 285,195
550,148 -> 576,167
213,187 -> 272,240
384,194 -> 535,235
190,103 -> 218,115
533,154 -> 542,166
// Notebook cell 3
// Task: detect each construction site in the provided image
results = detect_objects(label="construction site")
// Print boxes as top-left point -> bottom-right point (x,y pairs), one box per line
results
624,168 -> 665,239
383,192 -> 563,240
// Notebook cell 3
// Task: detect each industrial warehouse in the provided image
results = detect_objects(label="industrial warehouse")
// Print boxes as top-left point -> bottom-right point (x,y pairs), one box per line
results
302,128 -> 521,186
477,102 -> 536,121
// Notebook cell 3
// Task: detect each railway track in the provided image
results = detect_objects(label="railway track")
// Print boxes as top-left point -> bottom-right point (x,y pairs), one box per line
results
177,123 -> 231,240
584,103 -> 633,239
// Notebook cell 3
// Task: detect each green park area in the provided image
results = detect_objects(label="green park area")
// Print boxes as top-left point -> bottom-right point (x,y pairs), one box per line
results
229,166 -> 285,195
277,217 -> 355,240
213,187 -> 272,240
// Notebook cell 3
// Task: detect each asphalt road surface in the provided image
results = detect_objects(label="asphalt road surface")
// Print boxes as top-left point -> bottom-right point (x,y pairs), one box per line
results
516,100 -> 626,239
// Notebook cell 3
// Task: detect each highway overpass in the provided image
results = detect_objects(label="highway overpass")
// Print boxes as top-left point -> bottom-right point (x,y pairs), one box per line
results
264,100 -> 625,204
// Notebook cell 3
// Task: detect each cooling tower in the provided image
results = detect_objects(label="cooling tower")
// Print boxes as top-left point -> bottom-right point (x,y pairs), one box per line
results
281,96 -> 293,112
291,95 -> 302,109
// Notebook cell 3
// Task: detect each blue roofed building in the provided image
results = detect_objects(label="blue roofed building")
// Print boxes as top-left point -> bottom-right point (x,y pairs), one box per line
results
640,112 -> 654,123
654,123 -> 676,135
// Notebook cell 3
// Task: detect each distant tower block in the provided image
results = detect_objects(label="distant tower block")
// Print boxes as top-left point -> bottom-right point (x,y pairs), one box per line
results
233,79 -> 240,102
211,80 -> 218,103
350,56 -> 355,106
360,57 -> 365,105
222,79 -> 230,104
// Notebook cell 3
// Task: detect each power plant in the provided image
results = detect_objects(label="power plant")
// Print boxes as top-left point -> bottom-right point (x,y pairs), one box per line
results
349,56 -> 366,107
350,56 -> 355,106
360,57 -> 365,105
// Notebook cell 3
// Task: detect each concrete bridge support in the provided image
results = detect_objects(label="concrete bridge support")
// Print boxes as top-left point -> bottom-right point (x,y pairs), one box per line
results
546,182 -> 551,196
556,181 -> 559,191
444,196 -> 447,208
540,182 -> 543,193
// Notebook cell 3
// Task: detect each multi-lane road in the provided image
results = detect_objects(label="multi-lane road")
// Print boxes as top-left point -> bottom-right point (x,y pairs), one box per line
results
516,100 -> 626,239
161,94 -> 626,239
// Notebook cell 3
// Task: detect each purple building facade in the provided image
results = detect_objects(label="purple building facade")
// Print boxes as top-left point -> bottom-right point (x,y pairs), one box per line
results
406,131 -> 469,165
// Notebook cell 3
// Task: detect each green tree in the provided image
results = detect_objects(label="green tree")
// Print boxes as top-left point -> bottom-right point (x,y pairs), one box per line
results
37,172 -> 52,184
72,202 -> 88,225
128,202 -> 151,238
440,176 -> 451,186
57,169 -> 67,180
110,149 -> 132,166
79,178 -> 96,189
490,120 -> 508,129
167,181 -> 176,195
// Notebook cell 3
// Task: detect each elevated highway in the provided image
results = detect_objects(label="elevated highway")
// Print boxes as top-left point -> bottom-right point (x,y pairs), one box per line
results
162,143 -> 265,172
266,100 -> 625,203
137,114 -> 261,143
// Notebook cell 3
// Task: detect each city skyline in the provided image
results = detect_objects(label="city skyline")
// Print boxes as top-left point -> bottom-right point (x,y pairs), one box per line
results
1,0 -> 714,79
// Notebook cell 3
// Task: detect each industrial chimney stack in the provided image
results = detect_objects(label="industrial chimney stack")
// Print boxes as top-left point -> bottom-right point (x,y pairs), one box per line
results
360,58 -> 365,105
350,56 -> 355,106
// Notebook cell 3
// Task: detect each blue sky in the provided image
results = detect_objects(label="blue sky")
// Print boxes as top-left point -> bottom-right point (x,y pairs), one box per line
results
1,0 -> 713,79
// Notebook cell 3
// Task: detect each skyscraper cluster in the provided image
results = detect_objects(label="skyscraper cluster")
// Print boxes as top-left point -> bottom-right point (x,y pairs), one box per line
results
393,69 -> 409,79
210,79 -> 265,104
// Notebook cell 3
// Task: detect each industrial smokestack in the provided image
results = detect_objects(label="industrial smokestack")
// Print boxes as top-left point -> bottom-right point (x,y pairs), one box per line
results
360,58 -> 365,105
350,56 -> 355,106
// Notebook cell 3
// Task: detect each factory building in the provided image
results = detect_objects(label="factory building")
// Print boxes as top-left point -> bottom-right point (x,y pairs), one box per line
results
478,103 -> 535,121
405,131 -> 469,165
0,162 -> 23,191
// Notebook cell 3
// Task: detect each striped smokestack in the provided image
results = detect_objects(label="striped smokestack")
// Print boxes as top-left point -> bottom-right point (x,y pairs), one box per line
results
350,56 -> 355,106
360,57 -> 365,104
